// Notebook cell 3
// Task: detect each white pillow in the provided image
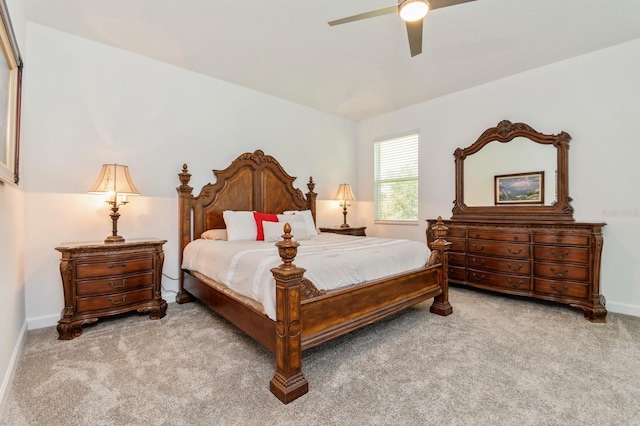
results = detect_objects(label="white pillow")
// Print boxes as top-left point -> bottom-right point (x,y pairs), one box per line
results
263,221 -> 312,243
222,210 -> 257,241
282,210 -> 318,237
201,229 -> 228,240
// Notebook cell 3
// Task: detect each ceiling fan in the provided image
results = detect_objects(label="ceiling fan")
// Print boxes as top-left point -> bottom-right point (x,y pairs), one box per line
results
328,0 -> 476,57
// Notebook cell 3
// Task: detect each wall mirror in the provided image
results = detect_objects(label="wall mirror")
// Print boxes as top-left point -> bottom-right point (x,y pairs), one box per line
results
451,120 -> 574,222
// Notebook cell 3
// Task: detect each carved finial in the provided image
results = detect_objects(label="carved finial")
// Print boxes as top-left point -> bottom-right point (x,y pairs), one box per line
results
275,222 -> 300,270
307,176 -> 315,193
432,216 -> 448,242
179,164 -> 191,186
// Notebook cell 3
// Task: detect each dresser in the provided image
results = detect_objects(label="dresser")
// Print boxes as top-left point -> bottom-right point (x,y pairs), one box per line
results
56,238 -> 167,340
428,220 -> 606,321
319,226 -> 367,236
432,120 -> 609,322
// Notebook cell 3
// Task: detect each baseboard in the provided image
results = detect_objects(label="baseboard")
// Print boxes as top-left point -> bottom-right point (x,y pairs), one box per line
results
0,320 -> 27,419
606,301 -> 640,318
27,313 -> 59,330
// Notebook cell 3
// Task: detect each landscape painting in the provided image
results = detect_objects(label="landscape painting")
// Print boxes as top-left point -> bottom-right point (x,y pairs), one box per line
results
495,171 -> 544,205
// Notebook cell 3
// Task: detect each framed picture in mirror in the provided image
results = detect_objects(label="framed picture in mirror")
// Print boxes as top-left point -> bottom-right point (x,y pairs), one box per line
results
494,171 -> 544,205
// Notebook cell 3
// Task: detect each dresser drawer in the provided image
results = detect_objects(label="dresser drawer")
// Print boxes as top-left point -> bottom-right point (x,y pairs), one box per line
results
468,269 -> 531,291
448,238 -> 466,252
468,240 -> 529,259
76,288 -> 154,313
533,246 -> 589,264
467,229 -> 530,243
445,227 -> 466,238
534,262 -> 589,282
448,266 -> 466,282
76,257 -> 154,279
76,272 -> 153,296
533,234 -> 590,246
448,253 -> 466,267
534,279 -> 588,299
468,255 -> 530,275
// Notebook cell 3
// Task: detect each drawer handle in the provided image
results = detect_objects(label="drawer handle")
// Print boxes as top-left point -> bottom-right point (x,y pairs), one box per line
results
110,295 -> 127,305
472,244 -> 484,251
108,262 -> 128,269
507,278 -> 525,288
551,284 -> 569,294
471,272 -> 485,281
550,250 -> 569,259
109,279 -> 126,289
448,267 -> 454,274
507,263 -> 523,272
471,258 -> 484,266
550,267 -> 569,277
507,248 -> 523,255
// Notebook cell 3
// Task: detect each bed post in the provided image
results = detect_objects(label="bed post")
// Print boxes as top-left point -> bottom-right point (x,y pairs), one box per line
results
269,223 -> 309,404
428,216 -> 453,316
306,177 -> 317,224
176,164 -> 194,304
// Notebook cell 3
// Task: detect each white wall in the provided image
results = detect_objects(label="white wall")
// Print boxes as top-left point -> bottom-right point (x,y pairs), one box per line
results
21,24 -> 357,328
0,0 -> 26,415
356,38 -> 640,317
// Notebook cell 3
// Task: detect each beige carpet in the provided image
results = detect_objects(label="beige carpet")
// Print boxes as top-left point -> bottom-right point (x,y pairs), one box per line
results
2,287 -> 639,425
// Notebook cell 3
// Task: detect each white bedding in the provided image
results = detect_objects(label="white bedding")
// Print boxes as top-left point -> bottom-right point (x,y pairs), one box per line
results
182,233 -> 430,320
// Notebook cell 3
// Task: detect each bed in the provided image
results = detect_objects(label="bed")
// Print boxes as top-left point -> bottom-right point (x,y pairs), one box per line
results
176,149 -> 452,403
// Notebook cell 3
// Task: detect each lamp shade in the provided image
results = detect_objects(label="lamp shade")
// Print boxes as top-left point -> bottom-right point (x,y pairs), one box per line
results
88,164 -> 140,196
335,183 -> 356,202
399,0 -> 429,22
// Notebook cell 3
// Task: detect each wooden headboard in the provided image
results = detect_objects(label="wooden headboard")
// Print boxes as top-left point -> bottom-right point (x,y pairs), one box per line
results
177,150 -> 317,253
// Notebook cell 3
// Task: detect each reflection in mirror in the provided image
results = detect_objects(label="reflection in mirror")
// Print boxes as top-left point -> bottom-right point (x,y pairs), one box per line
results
464,137 -> 556,206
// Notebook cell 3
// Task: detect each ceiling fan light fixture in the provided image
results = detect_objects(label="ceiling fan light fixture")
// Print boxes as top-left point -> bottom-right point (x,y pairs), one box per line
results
399,0 -> 430,22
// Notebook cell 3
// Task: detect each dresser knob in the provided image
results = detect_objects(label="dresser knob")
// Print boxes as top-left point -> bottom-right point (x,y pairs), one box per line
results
471,272 -> 485,281
109,279 -> 126,289
550,267 -> 569,277
108,262 -> 127,269
550,250 -> 569,259
471,258 -> 484,266
507,278 -> 525,288
507,263 -> 523,272
109,295 -> 127,305
507,247 -> 523,255
472,244 -> 484,251
551,284 -> 569,294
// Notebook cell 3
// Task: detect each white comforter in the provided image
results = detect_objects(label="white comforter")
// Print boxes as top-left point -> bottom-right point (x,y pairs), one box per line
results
182,233 -> 430,320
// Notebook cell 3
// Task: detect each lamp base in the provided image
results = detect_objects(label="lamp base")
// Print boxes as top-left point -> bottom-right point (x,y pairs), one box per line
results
104,235 -> 125,244
340,223 -> 350,228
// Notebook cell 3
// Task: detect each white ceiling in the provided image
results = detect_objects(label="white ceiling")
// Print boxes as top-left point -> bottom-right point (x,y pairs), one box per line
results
25,0 -> 640,121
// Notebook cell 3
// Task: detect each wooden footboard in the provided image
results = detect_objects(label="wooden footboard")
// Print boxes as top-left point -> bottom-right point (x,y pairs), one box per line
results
269,219 -> 451,404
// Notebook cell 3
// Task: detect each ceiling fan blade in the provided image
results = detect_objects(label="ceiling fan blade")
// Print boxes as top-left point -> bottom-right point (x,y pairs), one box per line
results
328,5 -> 397,26
428,0 -> 476,11
406,20 -> 423,57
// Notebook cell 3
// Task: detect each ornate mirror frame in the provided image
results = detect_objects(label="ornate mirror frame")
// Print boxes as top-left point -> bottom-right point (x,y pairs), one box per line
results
451,120 -> 574,222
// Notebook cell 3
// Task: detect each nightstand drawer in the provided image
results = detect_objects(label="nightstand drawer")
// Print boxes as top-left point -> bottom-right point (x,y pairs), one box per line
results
76,272 -> 154,296
76,257 -> 153,279
76,288 -> 154,313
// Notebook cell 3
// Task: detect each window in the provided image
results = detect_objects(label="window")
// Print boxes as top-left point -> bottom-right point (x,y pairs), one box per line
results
374,133 -> 419,223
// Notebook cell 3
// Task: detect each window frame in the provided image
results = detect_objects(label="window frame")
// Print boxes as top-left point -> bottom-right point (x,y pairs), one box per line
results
373,132 -> 419,225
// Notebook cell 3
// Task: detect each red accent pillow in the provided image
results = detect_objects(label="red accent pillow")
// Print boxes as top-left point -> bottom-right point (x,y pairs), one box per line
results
253,212 -> 279,241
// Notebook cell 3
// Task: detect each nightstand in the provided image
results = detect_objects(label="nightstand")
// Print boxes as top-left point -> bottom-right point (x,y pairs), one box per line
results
319,226 -> 367,237
55,238 -> 167,340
